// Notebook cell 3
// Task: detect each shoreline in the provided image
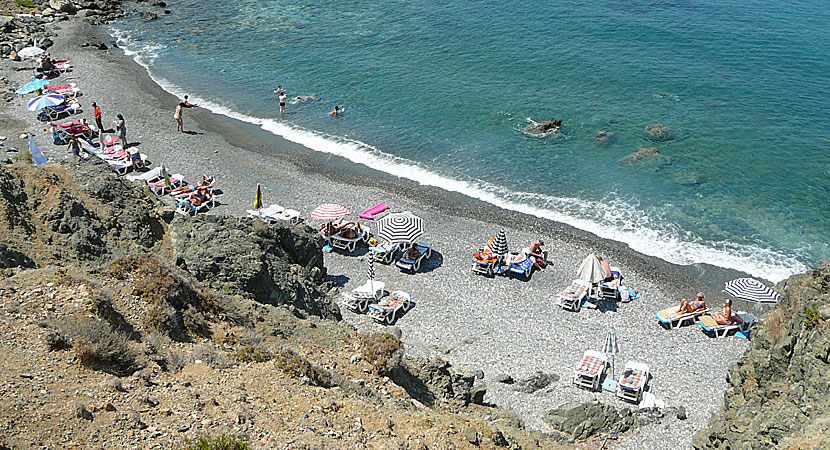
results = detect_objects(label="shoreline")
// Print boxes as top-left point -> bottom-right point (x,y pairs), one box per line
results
1,16 -> 770,449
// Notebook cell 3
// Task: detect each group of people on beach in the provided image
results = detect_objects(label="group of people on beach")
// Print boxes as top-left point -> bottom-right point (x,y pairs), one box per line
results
676,292 -> 735,325
274,85 -> 343,116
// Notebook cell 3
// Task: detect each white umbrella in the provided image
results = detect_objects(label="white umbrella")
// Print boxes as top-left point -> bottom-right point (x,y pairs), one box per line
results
576,253 -> 605,284
18,46 -> 45,59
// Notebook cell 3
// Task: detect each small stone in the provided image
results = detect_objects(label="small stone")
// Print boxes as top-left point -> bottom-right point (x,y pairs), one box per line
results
44,303 -> 54,311
103,402 -> 117,412
72,402 -> 93,421
19,373 -> 34,379
463,426 -> 479,445
470,385 -> 487,405
676,406 -> 688,420
102,378 -> 124,392
818,307 -> 830,320
389,326 -> 402,339
177,423 -> 190,432
494,374 -> 514,384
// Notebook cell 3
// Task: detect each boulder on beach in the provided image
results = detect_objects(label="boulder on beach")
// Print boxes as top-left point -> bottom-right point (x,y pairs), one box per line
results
544,401 -> 635,440
49,0 -> 78,13
524,118 -> 564,135
644,124 -> 675,141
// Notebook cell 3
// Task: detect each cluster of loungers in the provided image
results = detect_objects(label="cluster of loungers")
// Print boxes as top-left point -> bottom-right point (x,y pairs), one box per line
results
572,350 -> 652,404
471,246 -> 536,279
370,239 -> 432,273
340,281 -> 413,325
656,306 -> 755,338
247,204 -> 302,225
555,267 -> 629,312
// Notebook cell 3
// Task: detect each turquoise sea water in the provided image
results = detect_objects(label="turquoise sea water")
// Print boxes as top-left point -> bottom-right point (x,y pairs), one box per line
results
112,0 -> 830,281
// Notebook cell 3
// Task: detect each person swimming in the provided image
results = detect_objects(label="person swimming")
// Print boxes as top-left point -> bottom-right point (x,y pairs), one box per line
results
329,105 -> 344,116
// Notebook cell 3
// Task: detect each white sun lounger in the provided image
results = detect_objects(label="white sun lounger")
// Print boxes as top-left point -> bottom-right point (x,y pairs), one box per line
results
656,305 -> 710,329
125,166 -> 163,182
616,361 -> 650,404
106,154 -> 150,175
340,280 -> 385,313
367,290 -> 412,325
698,311 -> 755,338
330,225 -> 370,252
147,174 -> 185,195
248,204 -> 284,220
557,279 -> 591,312
572,350 -> 607,392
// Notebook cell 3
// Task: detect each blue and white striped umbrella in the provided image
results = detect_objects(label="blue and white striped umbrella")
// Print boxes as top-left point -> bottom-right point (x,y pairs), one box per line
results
27,94 -> 64,111
375,211 -> 424,245
724,278 -> 781,303
16,79 -> 50,96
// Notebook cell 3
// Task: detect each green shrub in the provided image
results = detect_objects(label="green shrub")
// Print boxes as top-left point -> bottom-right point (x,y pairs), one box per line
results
183,434 -> 249,450
273,349 -> 331,387
804,306 -> 820,328
233,345 -> 273,363
15,0 -> 36,9
13,150 -> 33,165
359,332 -> 403,375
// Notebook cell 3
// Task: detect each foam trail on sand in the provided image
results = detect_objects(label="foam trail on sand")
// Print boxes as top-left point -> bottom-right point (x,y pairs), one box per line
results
111,27 -> 807,283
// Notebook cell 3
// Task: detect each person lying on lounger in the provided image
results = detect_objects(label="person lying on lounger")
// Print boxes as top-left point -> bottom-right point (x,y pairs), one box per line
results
712,298 -> 735,325
406,245 -> 421,260
677,293 -> 706,315
188,191 -> 211,207
170,174 -> 213,196
338,221 -> 359,239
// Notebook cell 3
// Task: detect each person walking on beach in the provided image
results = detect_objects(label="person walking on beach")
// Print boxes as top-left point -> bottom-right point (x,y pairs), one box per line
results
66,135 -> 82,158
91,102 -> 104,134
175,95 -> 199,132
114,114 -> 127,147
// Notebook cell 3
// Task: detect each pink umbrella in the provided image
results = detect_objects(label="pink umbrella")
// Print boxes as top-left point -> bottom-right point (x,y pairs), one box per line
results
310,203 -> 350,221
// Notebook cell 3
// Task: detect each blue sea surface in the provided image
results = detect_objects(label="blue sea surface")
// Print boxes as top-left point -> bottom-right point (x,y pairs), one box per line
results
111,0 -> 830,281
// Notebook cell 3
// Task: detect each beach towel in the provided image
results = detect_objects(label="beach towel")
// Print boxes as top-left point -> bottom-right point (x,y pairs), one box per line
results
620,369 -> 647,390
576,355 -> 604,376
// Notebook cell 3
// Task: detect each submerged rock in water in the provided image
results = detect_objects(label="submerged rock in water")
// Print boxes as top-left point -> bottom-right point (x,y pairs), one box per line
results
620,147 -> 661,164
644,124 -> 675,141
524,118 -> 564,135
594,130 -> 616,147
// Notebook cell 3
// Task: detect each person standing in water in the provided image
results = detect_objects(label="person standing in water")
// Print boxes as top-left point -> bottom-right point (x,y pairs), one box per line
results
175,95 -> 199,133
279,90 -> 287,115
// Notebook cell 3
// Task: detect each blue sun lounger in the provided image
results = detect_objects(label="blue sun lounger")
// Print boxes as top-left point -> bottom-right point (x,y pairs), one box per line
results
395,241 -> 432,273
507,253 -> 533,279
698,311 -> 755,338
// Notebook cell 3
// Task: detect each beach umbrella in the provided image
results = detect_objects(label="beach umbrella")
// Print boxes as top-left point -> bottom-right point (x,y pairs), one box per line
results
310,203 -> 350,221
724,278 -> 781,304
367,254 -> 376,292
18,46 -> 45,59
27,94 -> 64,111
375,211 -> 424,245
602,325 -> 619,392
576,253 -> 605,284
488,229 -> 509,256
254,183 -> 263,209
28,136 -> 48,166
160,163 -> 171,188
16,79 -> 50,96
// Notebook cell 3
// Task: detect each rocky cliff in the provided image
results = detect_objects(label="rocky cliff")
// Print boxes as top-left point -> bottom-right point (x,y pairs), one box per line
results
693,263 -> 830,449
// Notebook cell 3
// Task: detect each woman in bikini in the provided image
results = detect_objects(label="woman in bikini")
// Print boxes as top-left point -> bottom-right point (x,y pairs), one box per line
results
677,292 -> 706,314
713,299 -> 735,325
170,174 -> 213,197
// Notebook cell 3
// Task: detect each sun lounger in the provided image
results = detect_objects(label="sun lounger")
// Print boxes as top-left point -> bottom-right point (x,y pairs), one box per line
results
125,166 -> 163,183
80,138 -> 122,156
175,194 -> 215,216
50,119 -> 92,143
330,224 -> 370,252
471,247 -> 504,277
105,153 -> 150,175
367,290 -> 412,325
278,209 -> 302,224
359,203 -> 389,220
557,279 -> 591,311
370,240 -> 406,264
395,240 -> 432,273
598,266 -> 623,301
340,280 -> 386,313
572,350 -> 608,391
698,311 -> 755,338
655,306 -> 710,329
616,361 -> 650,404
148,174 -> 185,195
248,204 -> 284,220
39,101 -> 80,121
507,252 -> 534,279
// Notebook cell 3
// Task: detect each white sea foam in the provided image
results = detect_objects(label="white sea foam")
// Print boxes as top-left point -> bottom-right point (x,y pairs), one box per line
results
111,26 -> 808,282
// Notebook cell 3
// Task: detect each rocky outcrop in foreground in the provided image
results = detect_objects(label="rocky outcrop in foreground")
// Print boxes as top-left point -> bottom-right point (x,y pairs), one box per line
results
693,263 -> 830,449
170,215 -> 339,320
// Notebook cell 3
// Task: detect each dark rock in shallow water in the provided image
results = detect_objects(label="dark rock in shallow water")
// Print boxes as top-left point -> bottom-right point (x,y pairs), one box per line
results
594,130 -> 616,147
170,215 -> 339,319
514,371 -> 558,393
644,123 -> 675,141
524,118 -> 564,135
620,147 -> 662,164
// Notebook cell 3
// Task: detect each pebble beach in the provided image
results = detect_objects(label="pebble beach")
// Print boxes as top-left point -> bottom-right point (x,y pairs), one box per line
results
0,17 -> 773,449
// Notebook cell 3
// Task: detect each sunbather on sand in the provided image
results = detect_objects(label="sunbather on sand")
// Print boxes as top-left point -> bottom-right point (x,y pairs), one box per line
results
713,299 -> 734,325
677,293 -> 706,315
406,245 -> 421,260
188,191 -> 211,207
528,240 -> 548,270
170,174 -> 213,196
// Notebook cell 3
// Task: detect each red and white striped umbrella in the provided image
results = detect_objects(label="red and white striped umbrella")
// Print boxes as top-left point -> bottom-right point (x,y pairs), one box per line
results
310,203 -> 350,221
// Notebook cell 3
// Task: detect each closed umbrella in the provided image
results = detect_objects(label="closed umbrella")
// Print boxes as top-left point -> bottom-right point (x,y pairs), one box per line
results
488,229 -> 509,256
161,163 -> 171,189
310,203 -> 350,221
27,94 -> 64,111
16,79 -> 50,96
18,46 -> 45,59
602,325 -> 619,391
375,211 -> 424,245
724,278 -> 781,304
367,255 -> 376,293
576,253 -> 605,284
254,183 -> 263,209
